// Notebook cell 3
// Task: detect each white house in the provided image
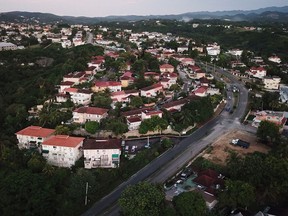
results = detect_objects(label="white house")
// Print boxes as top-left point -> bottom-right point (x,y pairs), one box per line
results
42,135 -> 85,168
15,126 -> 55,149
127,117 -> 142,130
72,106 -> 108,124
193,86 -> 208,97
0,42 -> 17,51
110,90 -> 139,103
140,83 -> 163,97
92,81 -> 122,92
160,64 -> 175,73
83,139 -> 121,169
247,67 -> 267,79
59,81 -> 75,93
64,88 -> 93,105
268,56 -> 281,64
206,44 -> 220,56
63,71 -> 87,85
141,110 -> 163,120
263,76 -> 281,90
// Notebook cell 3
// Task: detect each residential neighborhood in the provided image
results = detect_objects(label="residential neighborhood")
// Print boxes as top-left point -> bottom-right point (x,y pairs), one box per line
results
1,6 -> 288,216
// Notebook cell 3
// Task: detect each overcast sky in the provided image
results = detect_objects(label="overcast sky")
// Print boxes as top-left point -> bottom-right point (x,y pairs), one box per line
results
0,0 -> 287,17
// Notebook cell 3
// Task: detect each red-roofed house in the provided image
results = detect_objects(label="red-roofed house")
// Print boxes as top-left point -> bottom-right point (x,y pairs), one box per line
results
64,88 -> 93,105
160,77 -> 177,89
141,110 -> 163,120
15,126 -> 55,149
59,81 -> 75,93
120,71 -> 135,87
144,72 -> 160,81
247,67 -> 267,79
42,135 -> 85,167
92,81 -> 122,92
83,139 -> 121,169
73,106 -> 109,124
160,64 -> 175,73
63,71 -> 87,84
127,117 -> 142,130
110,90 -> 139,103
140,83 -> 163,97
193,86 -> 208,97
180,58 -> 195,66
162,99 -> 187,111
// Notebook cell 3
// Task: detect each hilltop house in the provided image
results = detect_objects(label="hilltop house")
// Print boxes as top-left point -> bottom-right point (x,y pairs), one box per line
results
63,88 -> 93,105
42,135 -> 85,168
92,81 -> 122,92
160,64 -> 175,73
83,138 -> 121,169
252,111 -> 286,128
15,126 -> 55,149
140,83 -> 163,97
72,106 -> 109,124
263,76 -> 281,90
247,67 -> 267,79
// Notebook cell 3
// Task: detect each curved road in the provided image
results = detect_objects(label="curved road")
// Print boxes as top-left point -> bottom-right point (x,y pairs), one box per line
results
82,66 -> 249,216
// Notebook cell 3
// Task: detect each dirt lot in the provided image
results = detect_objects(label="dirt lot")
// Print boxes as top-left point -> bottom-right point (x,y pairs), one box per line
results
202,130 -> 271,165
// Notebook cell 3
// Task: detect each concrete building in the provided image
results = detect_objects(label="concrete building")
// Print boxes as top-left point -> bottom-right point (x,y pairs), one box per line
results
42,135 -> 84,168
83,139 -> 121,169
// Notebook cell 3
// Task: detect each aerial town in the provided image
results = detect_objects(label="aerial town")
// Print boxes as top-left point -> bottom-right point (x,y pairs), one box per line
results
0,4 -> 288,216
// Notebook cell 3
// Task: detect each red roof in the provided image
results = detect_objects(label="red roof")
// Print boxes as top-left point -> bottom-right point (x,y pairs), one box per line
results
141,83 -> 163,91
199,169 -> 219,179
64,87 -> 78,93
16,126 -> 55,137
94,81 -> 121,87
43,135 -> 84,148
193,175 -> 215,188
194,86 -> 208,94
74,106 -> 108,115
127,117 -> 142,123
160,64 -> 174,69
60,81 -> 75,86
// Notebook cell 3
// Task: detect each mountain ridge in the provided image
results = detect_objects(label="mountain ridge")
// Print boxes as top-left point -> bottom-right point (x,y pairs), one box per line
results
0,6 -> 288,24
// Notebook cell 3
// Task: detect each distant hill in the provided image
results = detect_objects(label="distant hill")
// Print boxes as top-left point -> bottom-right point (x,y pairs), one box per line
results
0,6 -> 288,24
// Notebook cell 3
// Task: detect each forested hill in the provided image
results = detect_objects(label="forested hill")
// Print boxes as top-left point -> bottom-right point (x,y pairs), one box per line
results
0,6 -> 288,24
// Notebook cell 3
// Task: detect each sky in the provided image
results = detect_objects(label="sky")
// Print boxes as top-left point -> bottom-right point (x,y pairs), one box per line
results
0,0 -> 287,17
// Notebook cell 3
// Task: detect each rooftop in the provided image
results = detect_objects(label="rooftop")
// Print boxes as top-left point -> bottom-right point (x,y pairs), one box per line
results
16,126 -> 55,137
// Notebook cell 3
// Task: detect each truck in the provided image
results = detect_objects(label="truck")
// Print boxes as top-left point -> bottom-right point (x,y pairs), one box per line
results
231,139 -> 250,149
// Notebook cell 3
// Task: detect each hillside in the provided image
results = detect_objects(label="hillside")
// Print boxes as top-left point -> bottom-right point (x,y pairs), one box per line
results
0,6 -> 288,24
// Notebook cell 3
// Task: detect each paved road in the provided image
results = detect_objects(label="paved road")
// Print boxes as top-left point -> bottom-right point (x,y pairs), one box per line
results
82,64 -> 249,216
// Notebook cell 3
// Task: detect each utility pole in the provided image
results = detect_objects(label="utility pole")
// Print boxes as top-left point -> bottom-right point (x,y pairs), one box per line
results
85,182 -> 89,206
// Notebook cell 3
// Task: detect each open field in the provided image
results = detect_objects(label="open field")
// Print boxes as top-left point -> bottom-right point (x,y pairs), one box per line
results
202,130 -> 270,165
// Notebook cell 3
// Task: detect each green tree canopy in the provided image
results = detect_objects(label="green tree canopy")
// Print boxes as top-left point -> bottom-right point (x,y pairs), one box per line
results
119,182 -> 165,216
85,121 -> 100,134
173,191 -> 207,216
256,120 -> 280,145
219,180 -> 255,209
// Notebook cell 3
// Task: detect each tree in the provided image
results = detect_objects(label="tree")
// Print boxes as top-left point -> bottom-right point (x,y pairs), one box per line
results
27,153 -> 46,173
55,125 -> 71,135
85,121 -> 100,134
257,120 -> 280,144
219,180 -> 255,209
130,96 -> 143,108
173,191 -> 207,216
93,93 -> 112,109
118,182 -> 165,216
161,138 -> 173,149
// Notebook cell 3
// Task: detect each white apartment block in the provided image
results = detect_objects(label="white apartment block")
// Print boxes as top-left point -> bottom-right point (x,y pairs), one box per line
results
42,135 -> 84,168
15,126 -> 55,149
263,77 -> 281,90
73,106 -> 108,124
83,139 -> 121,169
